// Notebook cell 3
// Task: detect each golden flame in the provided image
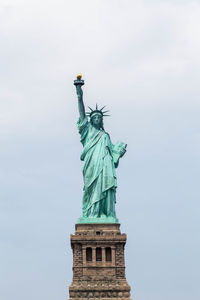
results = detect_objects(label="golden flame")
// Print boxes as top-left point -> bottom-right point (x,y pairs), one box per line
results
77,73 -> 82,79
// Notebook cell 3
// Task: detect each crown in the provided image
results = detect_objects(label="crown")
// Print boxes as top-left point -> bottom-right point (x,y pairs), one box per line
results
86,104 -> 110,118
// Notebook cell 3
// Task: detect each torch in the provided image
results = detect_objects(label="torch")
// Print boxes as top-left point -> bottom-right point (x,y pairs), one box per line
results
74,73 -> 84,87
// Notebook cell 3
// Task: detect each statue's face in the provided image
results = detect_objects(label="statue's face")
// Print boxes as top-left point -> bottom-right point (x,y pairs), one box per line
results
91,114 -> 102,128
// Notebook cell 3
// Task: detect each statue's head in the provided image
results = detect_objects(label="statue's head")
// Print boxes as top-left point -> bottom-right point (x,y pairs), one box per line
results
86,104 -> 109,130
90,112 -> 104,130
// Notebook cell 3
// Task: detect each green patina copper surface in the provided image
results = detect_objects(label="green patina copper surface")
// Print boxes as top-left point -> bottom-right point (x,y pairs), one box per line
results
74,75 -> 126,224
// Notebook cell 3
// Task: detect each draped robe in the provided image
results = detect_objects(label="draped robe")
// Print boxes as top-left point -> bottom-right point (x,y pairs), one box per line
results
77,117 -> 121,218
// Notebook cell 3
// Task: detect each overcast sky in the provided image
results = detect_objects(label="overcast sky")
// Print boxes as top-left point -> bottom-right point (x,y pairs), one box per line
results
0,1 -> 200,300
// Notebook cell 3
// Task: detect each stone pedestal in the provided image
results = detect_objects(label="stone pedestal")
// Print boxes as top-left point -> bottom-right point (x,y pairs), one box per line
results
69,223 -> 131,300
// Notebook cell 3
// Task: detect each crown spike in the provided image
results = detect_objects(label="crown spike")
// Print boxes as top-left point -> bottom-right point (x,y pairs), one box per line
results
96,103 -> 98,110
88,106 -> 93,111
100,106 -> 106,111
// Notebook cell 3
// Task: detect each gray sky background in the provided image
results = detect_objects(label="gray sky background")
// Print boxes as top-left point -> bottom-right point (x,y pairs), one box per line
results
0,1 -> 200,299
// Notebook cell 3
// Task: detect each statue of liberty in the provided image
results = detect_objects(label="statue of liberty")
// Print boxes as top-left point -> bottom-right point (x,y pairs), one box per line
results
74,74 -> 127,223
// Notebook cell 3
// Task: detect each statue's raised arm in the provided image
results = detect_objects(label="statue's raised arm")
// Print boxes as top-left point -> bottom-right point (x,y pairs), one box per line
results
74,74 -> 85,120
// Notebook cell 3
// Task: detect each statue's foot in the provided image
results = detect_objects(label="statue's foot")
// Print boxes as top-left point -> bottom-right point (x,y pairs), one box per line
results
100,214 -> 107,218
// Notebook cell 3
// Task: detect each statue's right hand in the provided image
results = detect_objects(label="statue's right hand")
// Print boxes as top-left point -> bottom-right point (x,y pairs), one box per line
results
76,85 -> 83,97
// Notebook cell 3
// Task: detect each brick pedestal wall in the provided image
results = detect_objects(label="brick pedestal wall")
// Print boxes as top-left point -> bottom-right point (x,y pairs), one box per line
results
69,224 -> 131,300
